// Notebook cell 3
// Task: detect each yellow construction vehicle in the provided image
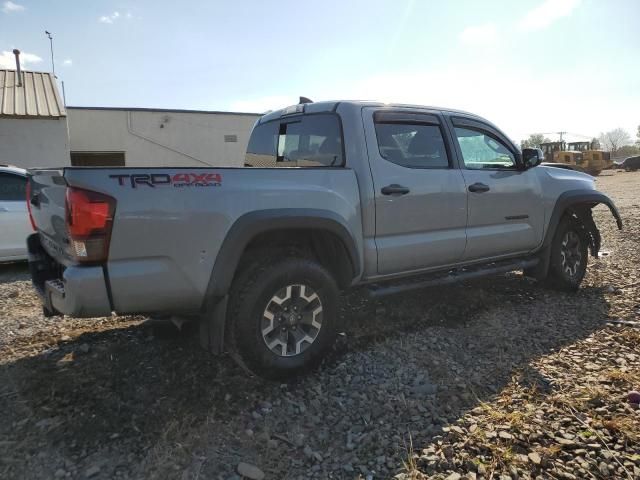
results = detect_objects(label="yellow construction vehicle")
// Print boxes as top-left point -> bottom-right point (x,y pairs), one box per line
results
567,141 -> 612,174
539,140 -> 609,175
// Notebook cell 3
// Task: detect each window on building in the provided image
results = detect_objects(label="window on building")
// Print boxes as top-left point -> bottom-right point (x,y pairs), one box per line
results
245,114 -> 343,167
70,152 -> 126,167
0,173 -> 27,201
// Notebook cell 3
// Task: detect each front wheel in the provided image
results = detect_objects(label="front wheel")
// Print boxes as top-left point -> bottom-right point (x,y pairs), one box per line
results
227,255 -> 339,379
546,215 -> 588,291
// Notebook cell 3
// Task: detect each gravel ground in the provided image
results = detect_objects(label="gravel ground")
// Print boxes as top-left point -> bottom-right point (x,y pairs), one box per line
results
1,171 -> 638,480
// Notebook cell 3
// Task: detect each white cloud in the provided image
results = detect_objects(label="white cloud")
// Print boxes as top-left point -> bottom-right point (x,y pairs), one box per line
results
99,11 -> 130,24
0,50 -> 42,69
459,23 -> 499,45
229,62 -> 638,144
2,1 -> 25,13
519,0 -> 581,31
228,95 -> 297,113
63,58 -> 72,66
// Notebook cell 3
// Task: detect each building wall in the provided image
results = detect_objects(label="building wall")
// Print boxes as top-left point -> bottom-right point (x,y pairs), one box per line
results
0,117 -> 70,168
67,108 -> 260,167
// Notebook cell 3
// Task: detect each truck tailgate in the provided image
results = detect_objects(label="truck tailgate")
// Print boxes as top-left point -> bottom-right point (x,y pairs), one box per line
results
27,168 -> 115,317
28,169 -> 73,264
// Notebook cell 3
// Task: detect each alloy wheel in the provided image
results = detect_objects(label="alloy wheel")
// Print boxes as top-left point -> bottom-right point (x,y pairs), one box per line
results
560,231 -> 582,279
261,284 -> 323,357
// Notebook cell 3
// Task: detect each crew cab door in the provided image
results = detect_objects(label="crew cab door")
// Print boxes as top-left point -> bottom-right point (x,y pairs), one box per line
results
363,108 -> 467,275
447,116 -> 544,261
0,172 -> 31,260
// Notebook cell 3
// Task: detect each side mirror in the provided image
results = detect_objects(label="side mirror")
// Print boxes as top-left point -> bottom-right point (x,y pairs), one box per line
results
522,148 -> 543,169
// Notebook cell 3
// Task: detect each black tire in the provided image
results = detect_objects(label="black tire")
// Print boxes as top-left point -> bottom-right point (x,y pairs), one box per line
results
227,253 -> 339,379
546,215 -> 588,291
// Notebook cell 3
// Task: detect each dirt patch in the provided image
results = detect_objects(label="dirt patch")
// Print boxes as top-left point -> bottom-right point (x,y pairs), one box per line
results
1,171 -> 638,479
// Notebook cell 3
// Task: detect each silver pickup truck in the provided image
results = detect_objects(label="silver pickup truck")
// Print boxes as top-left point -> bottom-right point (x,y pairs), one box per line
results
27,100 -> 622,378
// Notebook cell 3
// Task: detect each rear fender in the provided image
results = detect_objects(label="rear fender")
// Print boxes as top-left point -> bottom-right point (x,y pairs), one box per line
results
204,209 -> 360,301
198,209 -> 360,355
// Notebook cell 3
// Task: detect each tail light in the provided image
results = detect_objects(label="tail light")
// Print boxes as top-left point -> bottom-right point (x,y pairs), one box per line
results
25,178 -> 37,231
65,187 -> 116,263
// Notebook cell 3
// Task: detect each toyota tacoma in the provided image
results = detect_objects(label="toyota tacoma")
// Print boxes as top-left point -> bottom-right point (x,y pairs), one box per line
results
26,100 -> 622,377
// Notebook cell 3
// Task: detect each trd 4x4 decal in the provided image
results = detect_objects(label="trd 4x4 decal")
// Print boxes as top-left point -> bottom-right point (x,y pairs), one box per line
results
109,173 -> 222,188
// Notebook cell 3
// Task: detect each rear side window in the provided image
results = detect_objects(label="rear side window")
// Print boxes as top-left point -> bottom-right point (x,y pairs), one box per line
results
245,114 -> 343,167
374,122 -> 449,168
0,173 -> 26,201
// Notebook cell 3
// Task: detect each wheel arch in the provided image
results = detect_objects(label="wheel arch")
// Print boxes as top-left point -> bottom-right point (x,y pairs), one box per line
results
542,189 -> 622,251
530,189 -> 622,280
203,209 -> 361,303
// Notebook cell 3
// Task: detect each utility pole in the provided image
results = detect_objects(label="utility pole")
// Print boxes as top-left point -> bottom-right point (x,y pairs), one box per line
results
45,30 -> 55,77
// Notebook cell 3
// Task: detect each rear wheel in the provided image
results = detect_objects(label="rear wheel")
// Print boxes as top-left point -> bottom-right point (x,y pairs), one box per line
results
227,254 -> 339,379
546,215 -> 588,291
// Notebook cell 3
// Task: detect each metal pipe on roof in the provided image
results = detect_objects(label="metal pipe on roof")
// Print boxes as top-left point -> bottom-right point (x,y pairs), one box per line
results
12,49 -> 22,87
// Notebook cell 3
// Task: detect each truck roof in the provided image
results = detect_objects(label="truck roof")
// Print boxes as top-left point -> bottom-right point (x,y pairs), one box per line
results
258,100 -> 488,125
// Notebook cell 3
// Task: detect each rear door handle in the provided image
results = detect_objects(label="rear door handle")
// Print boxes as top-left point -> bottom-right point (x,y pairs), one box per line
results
381,184 -> 410,196
0,207 -> 8,212
468,182 -> 490,193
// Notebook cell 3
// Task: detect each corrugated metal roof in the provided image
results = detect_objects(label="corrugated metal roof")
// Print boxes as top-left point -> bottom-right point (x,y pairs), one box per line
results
0,69 -> 66,118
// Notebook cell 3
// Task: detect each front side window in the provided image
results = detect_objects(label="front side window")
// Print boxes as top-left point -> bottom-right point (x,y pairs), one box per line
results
0,173 -> 27,201
455,128 -> 516,169
374,122 -> 449,168
245,114 -> 343,167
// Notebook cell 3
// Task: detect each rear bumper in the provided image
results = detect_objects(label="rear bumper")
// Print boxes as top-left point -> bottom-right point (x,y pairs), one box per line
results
27,234 -> 112,317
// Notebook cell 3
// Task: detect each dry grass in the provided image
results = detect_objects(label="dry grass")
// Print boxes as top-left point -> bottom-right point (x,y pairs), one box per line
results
602,367 -> 640,385
402,431 -> 420,478
618,329 -> 640,345
548,384 -> 608,410
480,403 -> 530,430
600,416 -> 639,442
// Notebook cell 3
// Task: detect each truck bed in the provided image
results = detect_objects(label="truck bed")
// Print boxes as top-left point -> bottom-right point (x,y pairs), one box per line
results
28,167 -> 362,316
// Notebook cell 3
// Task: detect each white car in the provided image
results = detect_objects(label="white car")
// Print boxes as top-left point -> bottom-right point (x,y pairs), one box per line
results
0,165 -> 32,262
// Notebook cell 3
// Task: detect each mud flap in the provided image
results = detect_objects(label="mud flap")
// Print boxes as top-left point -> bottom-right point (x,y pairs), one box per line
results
198,295 -> 228,355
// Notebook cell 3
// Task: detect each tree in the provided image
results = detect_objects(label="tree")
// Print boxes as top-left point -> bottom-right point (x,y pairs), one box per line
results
598,128 -> 632,153
615,144 -> 640,158
636,125 -> 640,146
521,133 -> 551,149
591,137 -> 601,150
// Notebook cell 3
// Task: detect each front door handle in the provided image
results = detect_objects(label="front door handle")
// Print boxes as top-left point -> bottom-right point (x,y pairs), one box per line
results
0,206 -> 8,212
468,182 -> 490,193
381,184 -> 410,196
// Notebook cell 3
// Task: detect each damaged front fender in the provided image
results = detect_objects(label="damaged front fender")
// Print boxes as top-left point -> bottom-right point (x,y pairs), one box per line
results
543,190 -> 623,256
530,190 -> 623,279
571,206 -> 602,258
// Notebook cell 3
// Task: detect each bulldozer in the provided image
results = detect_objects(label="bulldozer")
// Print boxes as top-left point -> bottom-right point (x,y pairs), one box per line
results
539,140 -> 610,175
567,141 -> 612,174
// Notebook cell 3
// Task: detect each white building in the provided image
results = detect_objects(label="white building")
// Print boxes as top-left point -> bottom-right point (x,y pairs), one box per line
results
0,69 -> 70,168
66,107 -> 260,167
2,64 -> 261,169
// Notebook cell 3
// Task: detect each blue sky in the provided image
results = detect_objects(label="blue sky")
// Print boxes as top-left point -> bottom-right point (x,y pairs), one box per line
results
1,0 -> 638,142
